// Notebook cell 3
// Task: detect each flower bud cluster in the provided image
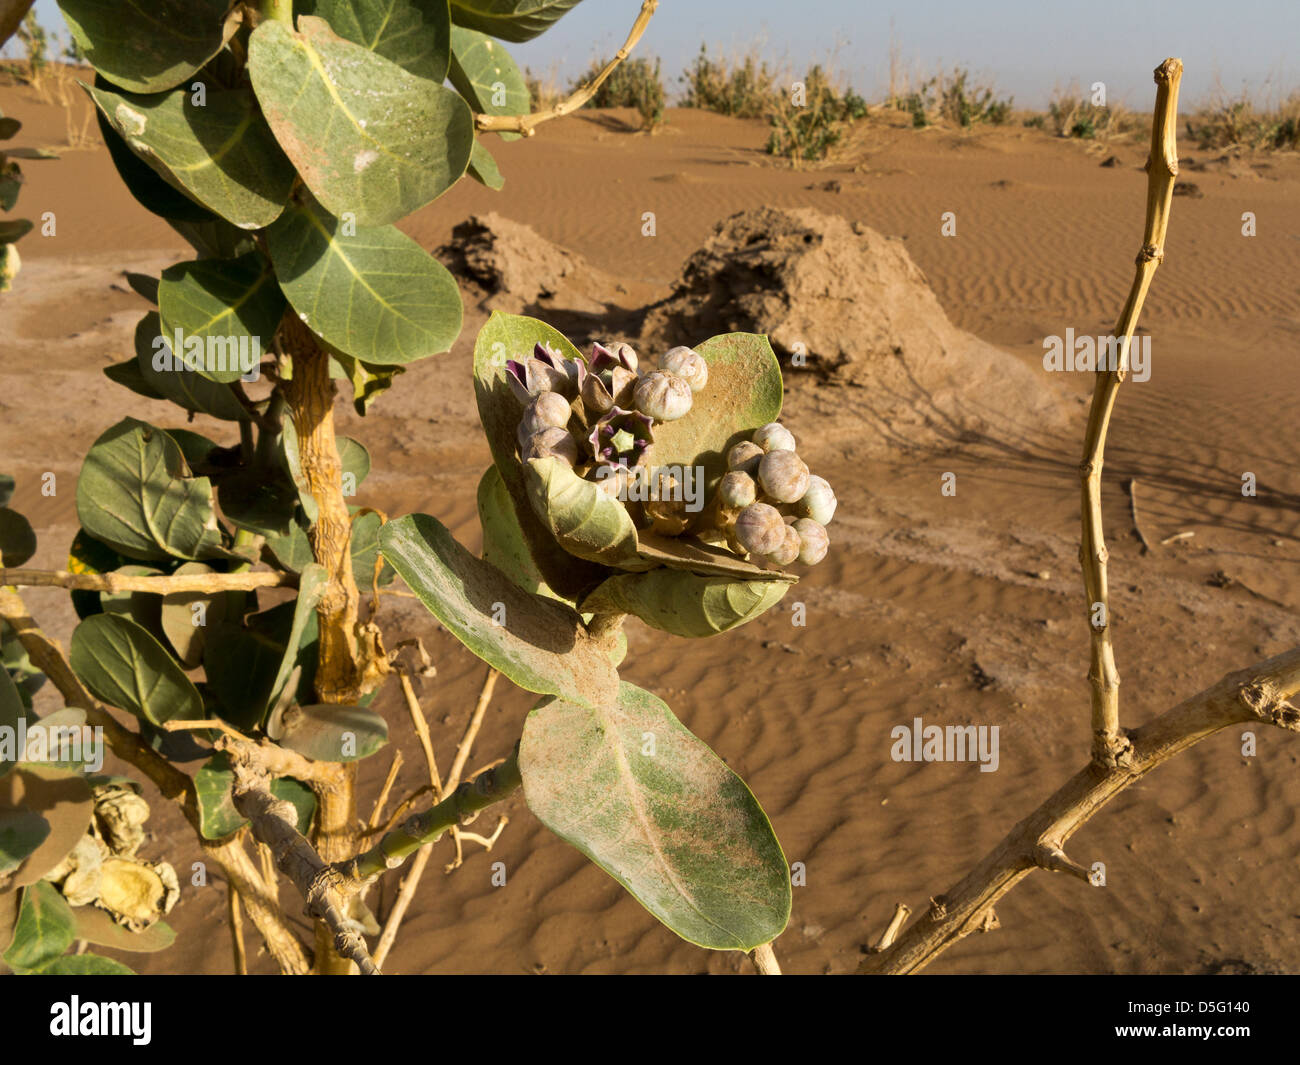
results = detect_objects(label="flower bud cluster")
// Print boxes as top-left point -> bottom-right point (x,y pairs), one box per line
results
710,421 -> 836,568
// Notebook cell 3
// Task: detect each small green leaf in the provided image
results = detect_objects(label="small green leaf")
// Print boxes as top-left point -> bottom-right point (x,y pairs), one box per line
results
69,613 -> 204,725
448,26 -> 527,142
270,704 -> 388,763
132,313 -> 251,419
449,0 -> 583,43
157,254 -> 283,384
647,333 -> 783,495
467,137 -> 504,188
301,0 -> 453,81
86,83 -> 295,229
71,907 -> 176,954
520,681 -> 791,951
266,563 -> 327,713
380,513 -> 618,708
195,753 -> 316,839
350,511 -> 396,589
75,419 -> 224,562
160,562 -> 228,669
3,882 -> 75,972
266,193 -> 462,365
581,569 -> 791,638
523,457 -> 647,570
31,953 -> 136,975
0,507 -> 35,567
57,0 -> 230,93
338,437 -> 371,490
329,351 -> 406,415
0,808 -> 49,876
248,17 -> 473,227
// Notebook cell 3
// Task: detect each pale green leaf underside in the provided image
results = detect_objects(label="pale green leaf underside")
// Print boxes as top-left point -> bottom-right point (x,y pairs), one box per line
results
302,0 -> 453,81
380,513 -> 618,708
581,569 -> 791,638
86,84 -> 295,230
449,0 -> 584,43
524,457 -> 649,570
448,25 -> 527,141
520,681 -> 791,951
267,193 -> 463,365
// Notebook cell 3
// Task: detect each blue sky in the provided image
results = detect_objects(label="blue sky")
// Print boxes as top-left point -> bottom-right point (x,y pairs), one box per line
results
18,0 -> 1300,108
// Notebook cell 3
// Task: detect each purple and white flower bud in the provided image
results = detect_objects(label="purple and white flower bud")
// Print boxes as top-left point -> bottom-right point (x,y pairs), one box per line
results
727,441 -> 764,476
634,371 -> 693,422
757,449 -> 810,504
717,470 -> 757,509
795,474 -> 837,526
753,422 -> 796,453
580,362 -> 637,414
662,346 -> 708,392
766,524 -> 802,566
591,340 -> 638,374
734,502 -> 785,556
523,427 -> 580,467
506,342 -> 581,404
792,517 -> 829,565
517,391 -> 573,448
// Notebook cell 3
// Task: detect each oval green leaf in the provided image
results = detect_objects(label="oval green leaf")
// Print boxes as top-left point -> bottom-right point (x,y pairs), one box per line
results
3,881 -> 75,972
520,681 -> 791,951
248,17 -> 473,227
448,26 -> 527,141
267,193 -> 462,365
70,613 -> 204,725
301,0 -> 452,81
523,457 -> 648,570
270,703 -> 389,763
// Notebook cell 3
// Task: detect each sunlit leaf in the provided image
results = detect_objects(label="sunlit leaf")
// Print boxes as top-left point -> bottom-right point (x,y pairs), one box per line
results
69,613 -> 205,725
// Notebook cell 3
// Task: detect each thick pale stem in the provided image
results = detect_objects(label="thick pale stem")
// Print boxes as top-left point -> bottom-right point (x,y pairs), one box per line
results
1078,57 -> 1182,767
0,568 -> 294,593
859,643 -> 1300,974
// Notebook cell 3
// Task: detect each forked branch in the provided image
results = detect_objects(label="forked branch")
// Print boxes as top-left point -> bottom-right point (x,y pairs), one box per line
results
860,644 -> 1300,973
474,0 -> 659,135
1079,57 -> 1182,767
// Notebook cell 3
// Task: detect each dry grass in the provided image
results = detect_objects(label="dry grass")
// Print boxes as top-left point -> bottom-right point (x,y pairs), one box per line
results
1186,83 -> 1300,151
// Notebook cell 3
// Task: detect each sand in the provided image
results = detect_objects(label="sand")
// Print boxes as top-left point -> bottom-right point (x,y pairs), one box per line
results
3,85 -> 1300,975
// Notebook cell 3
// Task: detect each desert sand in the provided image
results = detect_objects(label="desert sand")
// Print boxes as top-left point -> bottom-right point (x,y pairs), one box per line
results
3,85 -> 1300,975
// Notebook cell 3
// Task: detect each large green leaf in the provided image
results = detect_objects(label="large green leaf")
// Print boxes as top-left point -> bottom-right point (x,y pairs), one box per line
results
0,666 -> 24,778
157,253 -> 284,384
248,17 -> 473,227
448,26 -> 527,142
31,953 -> 136,975
449,0 -> 583,43
3,882 -> 75,972
132,313 -> 250,418
581,569 -> 791,638
75,419 -> 225,563
0,768 -> 92,888
57,0 -> 230,93
647,333 -> 783,495
86,83 -> 295,229
520,681 -> 790,951
71,907 -> 176,954
477,463 -> 562,601
301,0 -> 452,81
471,311 -> 605,599
523,457 -> 647,570
267,193 -> 462,365
69,613 -> 204,725
380,513 -> 617,708
95,101 -> 216,224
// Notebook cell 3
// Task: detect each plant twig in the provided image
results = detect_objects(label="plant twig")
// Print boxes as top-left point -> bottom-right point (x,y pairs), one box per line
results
228,881 -> 247,975
750,942 -> 782,975
1078,57 -> 1182,767
335,750 -> 522,885
475,1 -> 658,135
0,567 -> 295,593
1125,478 -> 1153,554
859,642 -> 1300,973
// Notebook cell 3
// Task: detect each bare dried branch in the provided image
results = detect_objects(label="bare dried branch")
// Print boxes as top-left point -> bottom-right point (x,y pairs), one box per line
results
0,567 -> 295,593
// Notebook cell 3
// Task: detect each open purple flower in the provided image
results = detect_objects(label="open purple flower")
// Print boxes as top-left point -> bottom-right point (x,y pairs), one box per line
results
579,342 -> 639,414
507,342 -> 582,404
588,405 -> 653,469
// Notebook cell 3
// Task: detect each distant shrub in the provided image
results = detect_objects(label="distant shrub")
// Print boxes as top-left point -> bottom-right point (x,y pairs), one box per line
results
577,55 -> 666,130
524,66 -> 562,111
1048,89 -> 1135,140
897,69 -> 1011,129
16,11 -> 48,84
680,44 -> 778,118
765,64 -> 865,164
1023,113 -> 1046,129
1186,92 -> 1300,151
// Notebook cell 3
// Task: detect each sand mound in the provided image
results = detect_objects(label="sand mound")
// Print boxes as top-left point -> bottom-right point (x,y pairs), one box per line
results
640,206 -> 1069,454
438,212 -> 613,316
